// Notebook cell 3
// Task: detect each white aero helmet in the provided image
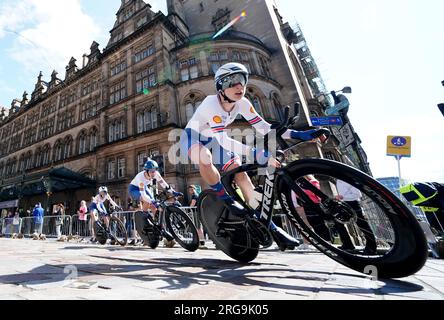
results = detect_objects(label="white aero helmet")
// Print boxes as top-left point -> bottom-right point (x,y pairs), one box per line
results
99,186 -> 108,194
215,62 -> 249,92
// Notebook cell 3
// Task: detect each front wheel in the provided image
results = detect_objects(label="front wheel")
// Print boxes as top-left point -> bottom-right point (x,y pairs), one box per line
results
165,206 -> 200,252
276,158 -> 428,279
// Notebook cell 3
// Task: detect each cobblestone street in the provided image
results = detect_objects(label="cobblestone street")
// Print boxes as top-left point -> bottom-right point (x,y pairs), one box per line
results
0,238 -> 443,300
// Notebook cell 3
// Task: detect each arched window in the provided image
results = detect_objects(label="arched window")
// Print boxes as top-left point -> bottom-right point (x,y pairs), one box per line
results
64,136 -> 73,159
78,131 -> 87,155
19,154 -> 25,173
245,93 -> 264,116
54,140 -> 63,162
271,93 -> 282,119
35,147 -> 43,168
25,151 -> 33,170
10,157 -> 17,175
0,162 -> 4,177
90,127 -> 98,151
42,145 -> 51,166
184,94 -> 203,124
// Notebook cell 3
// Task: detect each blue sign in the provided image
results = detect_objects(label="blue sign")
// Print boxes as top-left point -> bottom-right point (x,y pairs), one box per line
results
311,116 -> 344,126
391,137 -> 407,147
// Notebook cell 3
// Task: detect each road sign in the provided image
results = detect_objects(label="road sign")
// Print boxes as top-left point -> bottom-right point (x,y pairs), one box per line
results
310,116 -> 344,126
387,136 -> 411,158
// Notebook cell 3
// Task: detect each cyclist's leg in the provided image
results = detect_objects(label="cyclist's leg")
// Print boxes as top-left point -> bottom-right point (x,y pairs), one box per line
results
183,129 -> 232,201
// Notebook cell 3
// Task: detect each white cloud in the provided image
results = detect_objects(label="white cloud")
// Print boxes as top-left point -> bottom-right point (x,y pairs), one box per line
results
1,0 -> 101,77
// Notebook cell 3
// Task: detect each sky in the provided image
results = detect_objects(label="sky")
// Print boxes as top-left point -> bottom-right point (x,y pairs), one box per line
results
0,0 -> 443,182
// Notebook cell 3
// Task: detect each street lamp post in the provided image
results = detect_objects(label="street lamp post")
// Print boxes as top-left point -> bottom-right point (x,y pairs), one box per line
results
320,87 -> 369,173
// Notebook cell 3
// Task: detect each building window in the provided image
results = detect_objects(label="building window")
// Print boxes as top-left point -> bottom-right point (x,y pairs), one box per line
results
81,79 -> 100,96
90,128 -> 98,151
25,152 -> 33,170
108,118 -> 126,143
185,100 -> 202,123
135,44 -> 155,63
137,151 -> 149,172
245,94 -> 264,117
80,97 -> 101,121
180,58 -> 199,81
136,67 -> 157,93
78,131 -> 87,155
54,141 -> 63,162
23,127 -> 37,146
107,159 -> 116,180
258,56 -> 272,78
35,148 -> 42,168
110,81 -> 127,105
57,109 -> 75,132
209,51 -> 229,74
110,58 -> 127,77
117,157 -> 126,178
136,107 -> 158,134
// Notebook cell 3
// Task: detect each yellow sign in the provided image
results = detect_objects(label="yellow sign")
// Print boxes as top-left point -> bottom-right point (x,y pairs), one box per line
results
387,136 -> 411,157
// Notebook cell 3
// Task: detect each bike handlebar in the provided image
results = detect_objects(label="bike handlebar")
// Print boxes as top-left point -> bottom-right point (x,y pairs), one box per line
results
269,106 -> 332,152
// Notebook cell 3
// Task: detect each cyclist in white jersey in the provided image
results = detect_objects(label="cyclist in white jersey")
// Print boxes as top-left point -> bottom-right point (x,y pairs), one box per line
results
179,62 -> 323,248
89,186 -> 120,241
128,159 -> 183,216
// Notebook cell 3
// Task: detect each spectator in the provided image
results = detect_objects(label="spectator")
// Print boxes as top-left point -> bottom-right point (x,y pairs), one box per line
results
12,211 -> 20,235
188,185 -> 199,207
299,175 -> 332,242
77,201 -> 88,237
5,211 -> 13,238
335,179 -> 377,254
54,203 -> 65,240
32,203 -> 44,235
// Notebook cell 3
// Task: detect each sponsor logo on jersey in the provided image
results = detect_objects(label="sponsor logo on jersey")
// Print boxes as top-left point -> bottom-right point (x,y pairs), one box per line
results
250,106 -> 256,114
213,116 -> 223,124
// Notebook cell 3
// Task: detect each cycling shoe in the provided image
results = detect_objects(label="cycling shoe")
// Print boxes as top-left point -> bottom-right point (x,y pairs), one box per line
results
271,226 -> 302,250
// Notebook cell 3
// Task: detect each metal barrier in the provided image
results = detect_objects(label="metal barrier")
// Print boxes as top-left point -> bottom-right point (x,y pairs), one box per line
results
41,215 -> 72,238
71,214 -> 93,238
1,218 -> 22,237
0,207 -> 303,243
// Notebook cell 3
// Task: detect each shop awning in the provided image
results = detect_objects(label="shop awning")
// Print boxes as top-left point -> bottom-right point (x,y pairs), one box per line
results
0,167 -> 96,201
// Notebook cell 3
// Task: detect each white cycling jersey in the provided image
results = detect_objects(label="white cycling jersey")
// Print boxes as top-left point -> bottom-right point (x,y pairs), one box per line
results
185,95 -> 292,156
130,171 -> 169,190
93,193 -> 118,210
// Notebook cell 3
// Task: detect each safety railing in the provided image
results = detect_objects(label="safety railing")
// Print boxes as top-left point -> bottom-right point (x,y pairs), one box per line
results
41,215 -> 72,238
0,217 -> 22,237
0,208 -> 304,243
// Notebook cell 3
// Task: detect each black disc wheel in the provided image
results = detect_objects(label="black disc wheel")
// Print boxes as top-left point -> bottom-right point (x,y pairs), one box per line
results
197,190 -> 259,263
134,211 -> 160,249
165,206 -> 200,252
108,216 -> 128,246
276,158 -> 428,279
93,221 -> 107,245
